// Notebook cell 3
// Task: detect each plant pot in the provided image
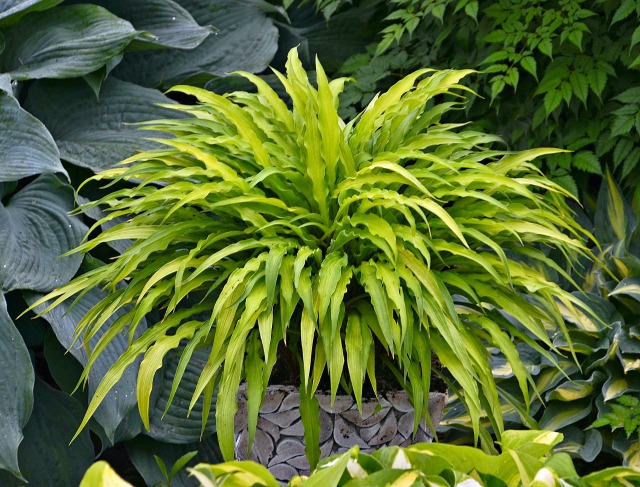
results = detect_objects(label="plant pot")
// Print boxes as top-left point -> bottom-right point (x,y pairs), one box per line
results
234,385 -> 447,482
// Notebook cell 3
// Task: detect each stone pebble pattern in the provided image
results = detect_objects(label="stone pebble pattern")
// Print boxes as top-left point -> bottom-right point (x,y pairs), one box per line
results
234,386 -> 447,482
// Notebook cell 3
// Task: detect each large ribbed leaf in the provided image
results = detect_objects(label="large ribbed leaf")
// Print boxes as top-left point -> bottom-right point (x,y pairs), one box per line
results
0,175 -> 85,292
0,4 -> 137,79
145,348 -> 217,443
24,77 -> 183,172
15,380 -> 94,487
273,2 -> 381,72
91,0 -> 213,50
0,0 -> 62,25
25,287 -> 145,444
0,90 -> 65,181
112,0 -> 279,88
0,294 -> 34,480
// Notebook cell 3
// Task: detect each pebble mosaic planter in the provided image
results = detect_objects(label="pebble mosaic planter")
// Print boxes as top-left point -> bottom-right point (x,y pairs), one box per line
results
234,385 -> 447,482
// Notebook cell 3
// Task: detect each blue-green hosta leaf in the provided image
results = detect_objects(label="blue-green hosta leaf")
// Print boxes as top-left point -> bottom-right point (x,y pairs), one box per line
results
0,175 -> 86,292
24,77 -> 183,172
0,4 -> 138,80
0,0 -> 63,25
554,426 -> 603,463
145,348 -> 217,444
126,435 -> 222,487
0,294 -> 34,480
0,74 -> 11,93
0,90 -> 66,181
25,286 -> 145,444
15,380 -> 93,487
81,52 -> 123,99
113,0 -> 279,88
90,0 -> 213,50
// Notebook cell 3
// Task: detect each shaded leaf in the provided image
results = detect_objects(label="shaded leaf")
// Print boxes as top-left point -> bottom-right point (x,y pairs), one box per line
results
25,286 -> 145,444
0,294 -> 34,480
43,328 -> 84,397
126,435 -> 222,487
569,72 -> 588,103
276,3 -> 389,73
544,90 -> 562,114
16,380 -> 94,487
587,69 -> 607,97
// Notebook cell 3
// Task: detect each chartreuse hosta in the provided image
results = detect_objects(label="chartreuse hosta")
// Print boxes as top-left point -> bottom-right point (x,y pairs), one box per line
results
82,430 -> 640,486
29,48 -> 596,466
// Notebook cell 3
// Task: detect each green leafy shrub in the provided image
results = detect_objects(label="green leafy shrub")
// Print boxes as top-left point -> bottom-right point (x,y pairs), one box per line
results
335,0 -> 640,192
590,395 -> 640,443
113,430 -> 640,486
31,47 -> 597,468
441,173 -> 640,470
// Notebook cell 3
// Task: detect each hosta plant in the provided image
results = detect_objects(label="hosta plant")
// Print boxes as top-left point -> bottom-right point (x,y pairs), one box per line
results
441,173 -> 640,470
189,431 -> 640,487
31,48 -> 595,467
80,430 -> 640,487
